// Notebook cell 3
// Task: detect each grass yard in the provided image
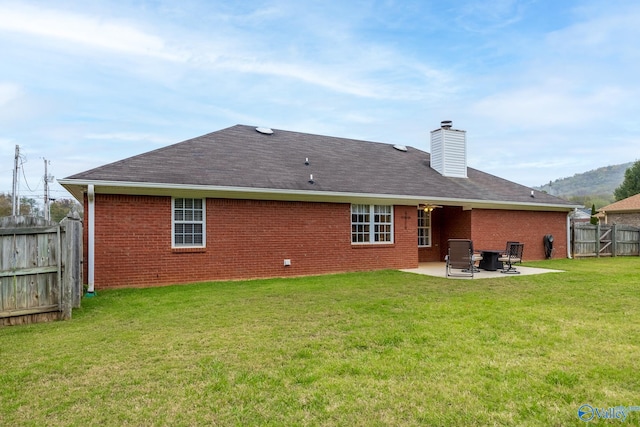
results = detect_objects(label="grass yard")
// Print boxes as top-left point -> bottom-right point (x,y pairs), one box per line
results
1,258 -> 639,426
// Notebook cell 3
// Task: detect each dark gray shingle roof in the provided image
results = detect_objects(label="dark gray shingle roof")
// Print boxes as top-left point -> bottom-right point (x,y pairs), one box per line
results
64,124 -> 576,207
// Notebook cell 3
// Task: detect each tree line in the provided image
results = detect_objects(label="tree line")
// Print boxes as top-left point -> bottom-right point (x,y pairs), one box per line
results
0,193 -> 83,222
614,160 -> 640,201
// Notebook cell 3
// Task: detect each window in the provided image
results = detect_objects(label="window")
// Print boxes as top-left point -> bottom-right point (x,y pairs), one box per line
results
417,209 -> 431,247
351,204 -> 393,244
173,198 -> 205,247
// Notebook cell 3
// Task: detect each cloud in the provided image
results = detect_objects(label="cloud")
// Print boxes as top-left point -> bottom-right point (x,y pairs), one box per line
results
0,3 -> 186,61
0,81 -> 45,124
85,132 -> 175,145
214,57 -> 408,100
464,2 -> 640,133
453,0 -> 526,33
546,3 -> 640,57
0,2 -> 456,101
470,83 -> 628,129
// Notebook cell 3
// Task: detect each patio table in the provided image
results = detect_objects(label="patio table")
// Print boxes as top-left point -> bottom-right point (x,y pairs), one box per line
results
478,250 -> 504,271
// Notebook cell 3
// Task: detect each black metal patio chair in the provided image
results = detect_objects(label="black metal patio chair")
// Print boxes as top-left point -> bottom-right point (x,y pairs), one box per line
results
498,242 -> 524,274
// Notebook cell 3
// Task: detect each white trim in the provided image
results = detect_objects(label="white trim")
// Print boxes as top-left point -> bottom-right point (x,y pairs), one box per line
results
351,204 -> 394,245
171,197 -> 206,248
87,184 -> 95,293
567,211 -> 572,259
58,178 -> 581,212
417,208 -> 432,248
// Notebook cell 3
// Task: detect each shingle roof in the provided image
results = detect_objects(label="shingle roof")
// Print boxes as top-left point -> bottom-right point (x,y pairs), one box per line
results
62,124 -> 576,208
599,193 -> 640,212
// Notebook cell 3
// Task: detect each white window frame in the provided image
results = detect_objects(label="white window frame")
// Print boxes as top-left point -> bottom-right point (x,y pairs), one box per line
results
417,209 -> 431,247
172,197 -> 206,248
351,204 -> 394,244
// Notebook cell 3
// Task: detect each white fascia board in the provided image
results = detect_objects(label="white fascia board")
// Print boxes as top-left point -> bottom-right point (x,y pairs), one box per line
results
411,195 -> 581,212
57,179 -> 580,212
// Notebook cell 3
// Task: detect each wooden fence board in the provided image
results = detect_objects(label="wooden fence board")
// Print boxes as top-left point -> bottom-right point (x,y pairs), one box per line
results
0,305 -> 59,318
0,226 -> 59,235
1,277 -> 13,311
572,223 -> 640,257
0,215 -> 83,326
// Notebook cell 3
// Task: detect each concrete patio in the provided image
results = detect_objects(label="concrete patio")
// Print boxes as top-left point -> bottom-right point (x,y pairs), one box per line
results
400,262 -> 564,279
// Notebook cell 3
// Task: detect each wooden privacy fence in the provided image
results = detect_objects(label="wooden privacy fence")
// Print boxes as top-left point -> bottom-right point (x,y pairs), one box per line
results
0,214 -> 83,326
571,223 -> 640,258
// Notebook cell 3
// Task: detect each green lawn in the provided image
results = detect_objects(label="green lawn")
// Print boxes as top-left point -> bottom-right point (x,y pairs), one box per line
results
1,258 -> 639,426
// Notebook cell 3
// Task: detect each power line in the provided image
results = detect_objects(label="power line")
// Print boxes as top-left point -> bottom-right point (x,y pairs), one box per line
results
18,153 -> 42,193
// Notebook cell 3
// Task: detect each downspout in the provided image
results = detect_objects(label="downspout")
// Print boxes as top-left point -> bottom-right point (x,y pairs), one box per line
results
566,210 -> 573,259
86,184 -> 96,296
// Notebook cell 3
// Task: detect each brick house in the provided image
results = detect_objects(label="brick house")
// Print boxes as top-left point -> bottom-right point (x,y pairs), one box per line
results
59,122 -> 579,289
597,193 -> 640,227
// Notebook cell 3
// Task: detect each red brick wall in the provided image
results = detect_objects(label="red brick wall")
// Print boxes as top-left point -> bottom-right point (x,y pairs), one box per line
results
86,195 -> 419,289
419,207 -> 568,262
470,209 -> 568,260
419,207 -> 473,261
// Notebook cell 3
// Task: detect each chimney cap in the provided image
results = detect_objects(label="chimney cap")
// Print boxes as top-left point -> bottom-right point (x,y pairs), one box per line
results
440,120 -> 452,129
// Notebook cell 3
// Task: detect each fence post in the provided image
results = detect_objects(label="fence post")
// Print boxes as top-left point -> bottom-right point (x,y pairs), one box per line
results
595,223 -> 600,257
61,212 -> 83,313
611,224 -> 617,257
58,223 -> 72,320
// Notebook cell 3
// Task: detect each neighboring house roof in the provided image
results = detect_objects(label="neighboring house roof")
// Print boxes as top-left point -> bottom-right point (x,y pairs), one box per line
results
60,124 -> 578,211
598,193 -> 640,213
570,208 -> 592,220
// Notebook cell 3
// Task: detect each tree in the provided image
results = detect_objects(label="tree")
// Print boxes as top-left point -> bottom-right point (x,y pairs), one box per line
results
49,199 -> 83,222
590,204 -> 598,225
0,194 -> 82,221
0,194 -> 11,217
20,197 -> 38,216
614,160 -> 640,201
567,194 -> 615,210
0,193 -> 39,217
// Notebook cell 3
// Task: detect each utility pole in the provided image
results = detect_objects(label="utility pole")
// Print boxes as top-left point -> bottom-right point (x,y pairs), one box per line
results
44,158 -> 51,221
12,145 -> 19,216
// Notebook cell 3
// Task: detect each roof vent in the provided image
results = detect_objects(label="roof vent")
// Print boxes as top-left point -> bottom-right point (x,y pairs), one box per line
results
393,144 -> 407,152
440,120 -> 452,129
256,127 -> 273,135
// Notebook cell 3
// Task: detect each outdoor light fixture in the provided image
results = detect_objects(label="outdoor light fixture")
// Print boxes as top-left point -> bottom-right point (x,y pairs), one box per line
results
420,204 -> 442,213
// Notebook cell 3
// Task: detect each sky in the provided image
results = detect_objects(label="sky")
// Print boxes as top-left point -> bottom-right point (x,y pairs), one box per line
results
1,0 -> 639,206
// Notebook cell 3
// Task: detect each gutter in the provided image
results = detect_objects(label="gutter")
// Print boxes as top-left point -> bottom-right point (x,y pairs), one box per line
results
58,179 -> 582,212
86,184 -> 96,297
566,210 -> 573,259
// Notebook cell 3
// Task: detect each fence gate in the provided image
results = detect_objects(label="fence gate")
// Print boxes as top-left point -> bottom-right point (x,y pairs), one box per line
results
572,223 -> 640,258
598,225 -> 613,257
0,215 -> 82,326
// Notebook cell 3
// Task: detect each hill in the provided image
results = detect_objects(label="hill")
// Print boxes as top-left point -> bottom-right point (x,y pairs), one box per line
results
534,162 -> 633,205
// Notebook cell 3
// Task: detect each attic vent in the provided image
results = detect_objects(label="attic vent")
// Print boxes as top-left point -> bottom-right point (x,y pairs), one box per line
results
256,127 -> 274,135
393,144 -> 407,152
